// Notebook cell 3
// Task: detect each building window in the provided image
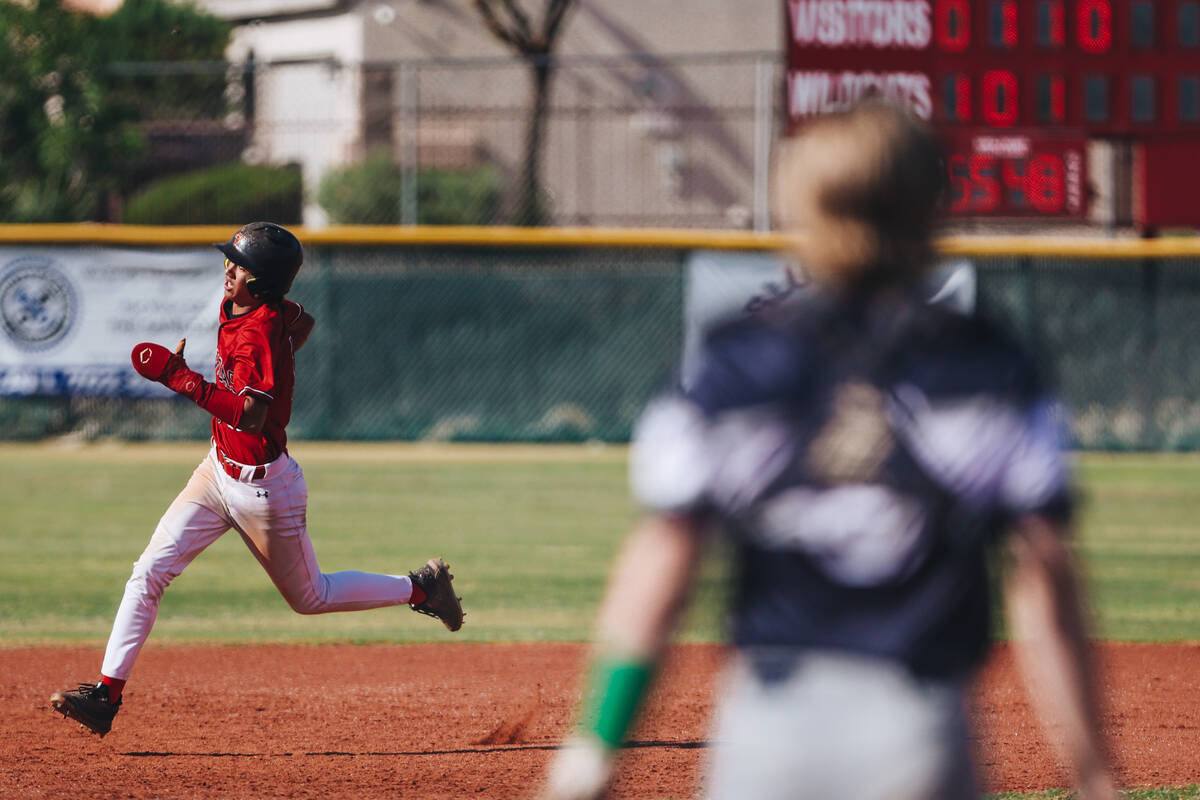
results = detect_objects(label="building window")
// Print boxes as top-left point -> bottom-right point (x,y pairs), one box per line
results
362,67 -> 395,152
1181,2 -> 1200,47
1131,1 -> 1154,48
988,0 -> 1018,47
1181,77 -> 1200,121
1035,0 -> 1064,47
1131,75 -> 1156,122
1036,74 -> 1066,122
1085,75 -> 1109,122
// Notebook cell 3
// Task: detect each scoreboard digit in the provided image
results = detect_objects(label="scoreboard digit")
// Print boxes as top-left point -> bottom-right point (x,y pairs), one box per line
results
935,0 -> 973,50
1076,0 -> 1113,53
944,133 -> 1084,216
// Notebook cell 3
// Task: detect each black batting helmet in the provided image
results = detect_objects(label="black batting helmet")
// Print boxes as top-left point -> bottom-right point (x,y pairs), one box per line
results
214,221 -> 303,301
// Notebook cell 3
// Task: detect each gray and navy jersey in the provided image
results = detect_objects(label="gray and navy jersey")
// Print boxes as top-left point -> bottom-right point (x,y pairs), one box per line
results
630,289 -> 1072,680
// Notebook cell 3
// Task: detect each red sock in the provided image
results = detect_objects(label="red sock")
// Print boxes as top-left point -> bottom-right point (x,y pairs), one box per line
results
409,585 -> 427,606
100,675 -> 125,702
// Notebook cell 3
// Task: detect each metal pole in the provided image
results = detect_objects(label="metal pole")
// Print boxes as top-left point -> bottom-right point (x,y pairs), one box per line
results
1140,256 -> 1159,447
1019,255 -> 1036,344
312,245 -> 337,439
400,62 -> 419,225
752,57 -> 773,232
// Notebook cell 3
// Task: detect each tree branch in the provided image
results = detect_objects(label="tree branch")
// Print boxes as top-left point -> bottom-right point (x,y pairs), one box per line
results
498,0 -> 535,44
474,0 -> 576,55
472,0 -> 525,50
542,0 -> 574,47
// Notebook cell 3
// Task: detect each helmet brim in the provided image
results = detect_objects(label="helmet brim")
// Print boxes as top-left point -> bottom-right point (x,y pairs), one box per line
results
214,240 -> 250,270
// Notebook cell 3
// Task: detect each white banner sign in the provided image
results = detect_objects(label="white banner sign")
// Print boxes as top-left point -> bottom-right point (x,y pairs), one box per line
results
0,247 -> 226,396
682,249 -> 976,387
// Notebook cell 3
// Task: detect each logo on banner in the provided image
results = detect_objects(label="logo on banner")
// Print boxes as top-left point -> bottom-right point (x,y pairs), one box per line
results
0,256 -> 78,351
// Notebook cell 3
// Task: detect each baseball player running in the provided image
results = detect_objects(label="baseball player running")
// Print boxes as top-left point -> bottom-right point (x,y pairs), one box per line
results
536,102 -> 1119,800
50,222 -> 464,738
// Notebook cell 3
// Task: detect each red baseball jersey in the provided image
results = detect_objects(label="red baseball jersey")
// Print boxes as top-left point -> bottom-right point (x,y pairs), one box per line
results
211,299 -> 303,465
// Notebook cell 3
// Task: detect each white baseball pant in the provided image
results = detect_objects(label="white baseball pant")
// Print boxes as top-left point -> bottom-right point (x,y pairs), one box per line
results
705,648 -> 979,800
101,446 -> 414,680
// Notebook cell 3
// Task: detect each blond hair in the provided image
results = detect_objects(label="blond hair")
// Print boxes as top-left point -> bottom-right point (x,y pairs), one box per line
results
774,100 -> 944,289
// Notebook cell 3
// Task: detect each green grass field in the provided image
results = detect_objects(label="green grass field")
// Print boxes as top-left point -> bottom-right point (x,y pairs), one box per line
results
2,442 -> 1199,799
3,443 -> 1199,646
0,441 -> 652,645
1073,454 -> 1200,641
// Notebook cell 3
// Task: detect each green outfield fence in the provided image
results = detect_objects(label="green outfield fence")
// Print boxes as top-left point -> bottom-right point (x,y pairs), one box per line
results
3,225 -> 1200,449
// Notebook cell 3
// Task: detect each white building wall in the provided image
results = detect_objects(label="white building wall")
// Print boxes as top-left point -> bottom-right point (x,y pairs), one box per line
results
228,14 -> 367,225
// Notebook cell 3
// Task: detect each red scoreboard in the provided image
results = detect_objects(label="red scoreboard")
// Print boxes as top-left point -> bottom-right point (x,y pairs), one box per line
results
784,0 -> 1200,225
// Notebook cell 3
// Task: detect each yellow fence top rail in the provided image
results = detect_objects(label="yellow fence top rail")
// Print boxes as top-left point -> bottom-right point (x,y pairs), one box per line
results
1,224 -> 1198,258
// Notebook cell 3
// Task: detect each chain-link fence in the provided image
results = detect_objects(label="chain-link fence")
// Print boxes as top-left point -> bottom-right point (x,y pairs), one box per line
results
108,52 -> 781,230
977,255 -> 1200,450
4,241 -> 1200,450
0,244 -> 684,443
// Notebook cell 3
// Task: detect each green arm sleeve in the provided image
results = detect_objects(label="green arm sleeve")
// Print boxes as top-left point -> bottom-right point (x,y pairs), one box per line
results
581,656 -> 655,749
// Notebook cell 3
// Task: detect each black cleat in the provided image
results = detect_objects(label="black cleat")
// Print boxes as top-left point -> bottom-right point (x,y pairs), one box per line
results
409,557 -> 465,632
50,682 -> 121,738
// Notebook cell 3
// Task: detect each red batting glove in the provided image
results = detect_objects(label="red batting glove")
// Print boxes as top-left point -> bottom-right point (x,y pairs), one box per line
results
130,340 -> 205,401
130,340 -> 245,427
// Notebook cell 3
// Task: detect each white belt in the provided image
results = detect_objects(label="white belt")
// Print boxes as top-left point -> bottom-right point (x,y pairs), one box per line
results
213,445 -> 276,482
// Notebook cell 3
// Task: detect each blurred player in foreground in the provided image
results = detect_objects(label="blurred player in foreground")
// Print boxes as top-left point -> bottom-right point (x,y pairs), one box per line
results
50,222 -> 464,738
536,101 -> 1119,800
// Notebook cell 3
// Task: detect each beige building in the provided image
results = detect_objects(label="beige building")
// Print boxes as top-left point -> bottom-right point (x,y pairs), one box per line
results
192,0 -> 784,228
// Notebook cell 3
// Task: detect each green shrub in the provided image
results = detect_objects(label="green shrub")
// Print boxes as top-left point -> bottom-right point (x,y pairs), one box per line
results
317,151 -> 501,225
124,162 -> 302,225
417,165 -> 502,225
316,151 -> 400,224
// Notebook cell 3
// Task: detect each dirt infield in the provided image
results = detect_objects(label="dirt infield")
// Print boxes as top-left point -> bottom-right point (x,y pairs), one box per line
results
5,642 -> 1198,799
